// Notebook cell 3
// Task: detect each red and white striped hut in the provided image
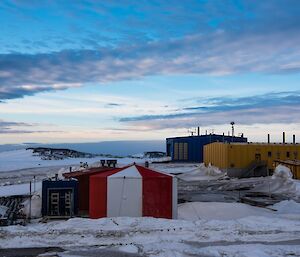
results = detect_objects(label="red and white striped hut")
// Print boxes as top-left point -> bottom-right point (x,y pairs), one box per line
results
89,164 -> 177,219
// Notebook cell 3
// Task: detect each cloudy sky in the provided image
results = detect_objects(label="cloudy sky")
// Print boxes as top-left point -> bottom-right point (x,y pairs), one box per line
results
1,0 -> 300,144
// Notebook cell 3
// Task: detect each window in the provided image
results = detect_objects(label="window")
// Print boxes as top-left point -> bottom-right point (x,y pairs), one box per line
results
286,152 -> 290,158
268,151 -> 272,157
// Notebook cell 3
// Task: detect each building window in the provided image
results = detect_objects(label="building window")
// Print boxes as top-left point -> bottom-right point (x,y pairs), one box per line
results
276,152 -> 280,159
294,151 -> 298,159
287,152 -> 290,158
268,151 -> 272,157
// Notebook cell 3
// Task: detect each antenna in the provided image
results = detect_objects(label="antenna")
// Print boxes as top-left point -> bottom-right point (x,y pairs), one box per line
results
188,128 -> 197,136
230,121 -> 235,137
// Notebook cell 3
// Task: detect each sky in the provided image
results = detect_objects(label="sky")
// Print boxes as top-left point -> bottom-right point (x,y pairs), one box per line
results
0,0 -> 300,144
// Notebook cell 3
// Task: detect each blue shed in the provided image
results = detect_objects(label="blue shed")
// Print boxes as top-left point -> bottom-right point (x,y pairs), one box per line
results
166,134 -> 247,162
42,179 -> 79,217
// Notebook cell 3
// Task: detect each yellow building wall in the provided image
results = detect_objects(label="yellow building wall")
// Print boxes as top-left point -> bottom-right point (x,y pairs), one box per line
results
204,142 -> 300,170
203,143 -> 228,169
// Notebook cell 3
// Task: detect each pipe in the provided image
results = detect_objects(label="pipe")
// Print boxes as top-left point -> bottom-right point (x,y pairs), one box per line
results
293,134 -> 296,144
283,132 -> 286,144
267,134 -> 270,144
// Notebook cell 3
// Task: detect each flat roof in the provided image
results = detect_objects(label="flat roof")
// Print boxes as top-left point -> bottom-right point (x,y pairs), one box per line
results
209,142 -> 299,146
63,166 -> 116,178
166,134 -> 246,140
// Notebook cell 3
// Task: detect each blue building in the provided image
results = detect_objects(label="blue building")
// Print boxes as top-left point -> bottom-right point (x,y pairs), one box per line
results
42,179 -> 79,217
166,134 -> 247,162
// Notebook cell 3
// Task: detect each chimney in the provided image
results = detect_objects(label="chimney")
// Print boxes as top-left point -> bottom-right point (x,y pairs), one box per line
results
283,132 -> 286,144
197,127 -> 200,136
293,134 -> 296,144
267,134 -> 270,144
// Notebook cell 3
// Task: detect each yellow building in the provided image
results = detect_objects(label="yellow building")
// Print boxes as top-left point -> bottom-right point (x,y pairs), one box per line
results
204,142 -> 300,178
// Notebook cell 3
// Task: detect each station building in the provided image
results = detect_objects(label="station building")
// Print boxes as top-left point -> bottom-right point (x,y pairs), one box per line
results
204,142 -> 300,178
166,134 -> 247,162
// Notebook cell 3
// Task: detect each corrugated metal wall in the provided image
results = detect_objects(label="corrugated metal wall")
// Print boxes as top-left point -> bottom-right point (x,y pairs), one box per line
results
166,134 -> 247,162
204,142 -> 300,170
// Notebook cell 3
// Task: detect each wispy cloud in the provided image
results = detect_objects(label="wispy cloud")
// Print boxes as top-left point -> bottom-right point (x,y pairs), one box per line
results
119,91 -> 300,129
0,120 -> 62,134
105,103 -> 124,108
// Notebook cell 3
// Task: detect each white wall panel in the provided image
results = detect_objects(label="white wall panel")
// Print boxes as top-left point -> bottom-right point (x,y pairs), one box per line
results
107,177 -> 142,217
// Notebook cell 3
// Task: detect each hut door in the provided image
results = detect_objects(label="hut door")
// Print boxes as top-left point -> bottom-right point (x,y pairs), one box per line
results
49,191 -> 59,216
48,189 -> 73,216
107,177 -> 142,217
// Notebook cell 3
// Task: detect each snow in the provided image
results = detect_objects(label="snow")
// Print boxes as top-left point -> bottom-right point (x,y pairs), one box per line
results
150,163 -> 203,174
177,163 -> 227,181
1,202 -> 300,256
1,150 -> 300,256
273,164 -> 293,179
250,165 -> 300,200
178,202 -> 273,221
0,181 -> 42,197
21,194 -> 42,218
272,200 -> 300,214
190,244 -> 300,257
0,149 -> 142,172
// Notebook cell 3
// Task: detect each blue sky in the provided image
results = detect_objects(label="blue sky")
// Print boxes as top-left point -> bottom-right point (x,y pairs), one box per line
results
0,0 -> 300,143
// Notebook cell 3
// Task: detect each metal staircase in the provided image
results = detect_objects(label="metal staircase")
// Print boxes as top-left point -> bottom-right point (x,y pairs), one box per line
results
241,160 -> 268,178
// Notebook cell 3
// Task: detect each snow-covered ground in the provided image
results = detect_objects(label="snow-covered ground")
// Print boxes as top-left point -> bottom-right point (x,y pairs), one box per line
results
1,201 -> 300,256
0,181 -> 42,197
1,149 -> 300,256
0,149 -> 145,187
0,149 -> 143,172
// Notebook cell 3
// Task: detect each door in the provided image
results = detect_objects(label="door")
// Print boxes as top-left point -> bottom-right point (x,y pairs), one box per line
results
107,177 -> 142,217
48,189 -> 73,216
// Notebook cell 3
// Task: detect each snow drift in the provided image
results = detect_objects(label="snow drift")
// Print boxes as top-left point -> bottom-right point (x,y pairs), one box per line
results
177,163 -> 227,181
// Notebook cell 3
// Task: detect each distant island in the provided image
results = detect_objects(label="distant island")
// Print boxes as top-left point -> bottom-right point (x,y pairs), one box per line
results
26,147 -> 166,160
26,147 -> 97,160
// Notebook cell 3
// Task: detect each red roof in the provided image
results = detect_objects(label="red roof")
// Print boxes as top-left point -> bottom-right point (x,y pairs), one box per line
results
90,164 -> 172,178
63,166 -> 117,178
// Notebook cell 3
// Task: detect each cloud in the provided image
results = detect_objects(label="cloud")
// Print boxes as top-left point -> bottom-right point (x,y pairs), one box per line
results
105,103 -> 124,108
119,91 -> 300,129
1,29 -> 300,100
1,1 -> 300,100
0,120 -> 61,134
